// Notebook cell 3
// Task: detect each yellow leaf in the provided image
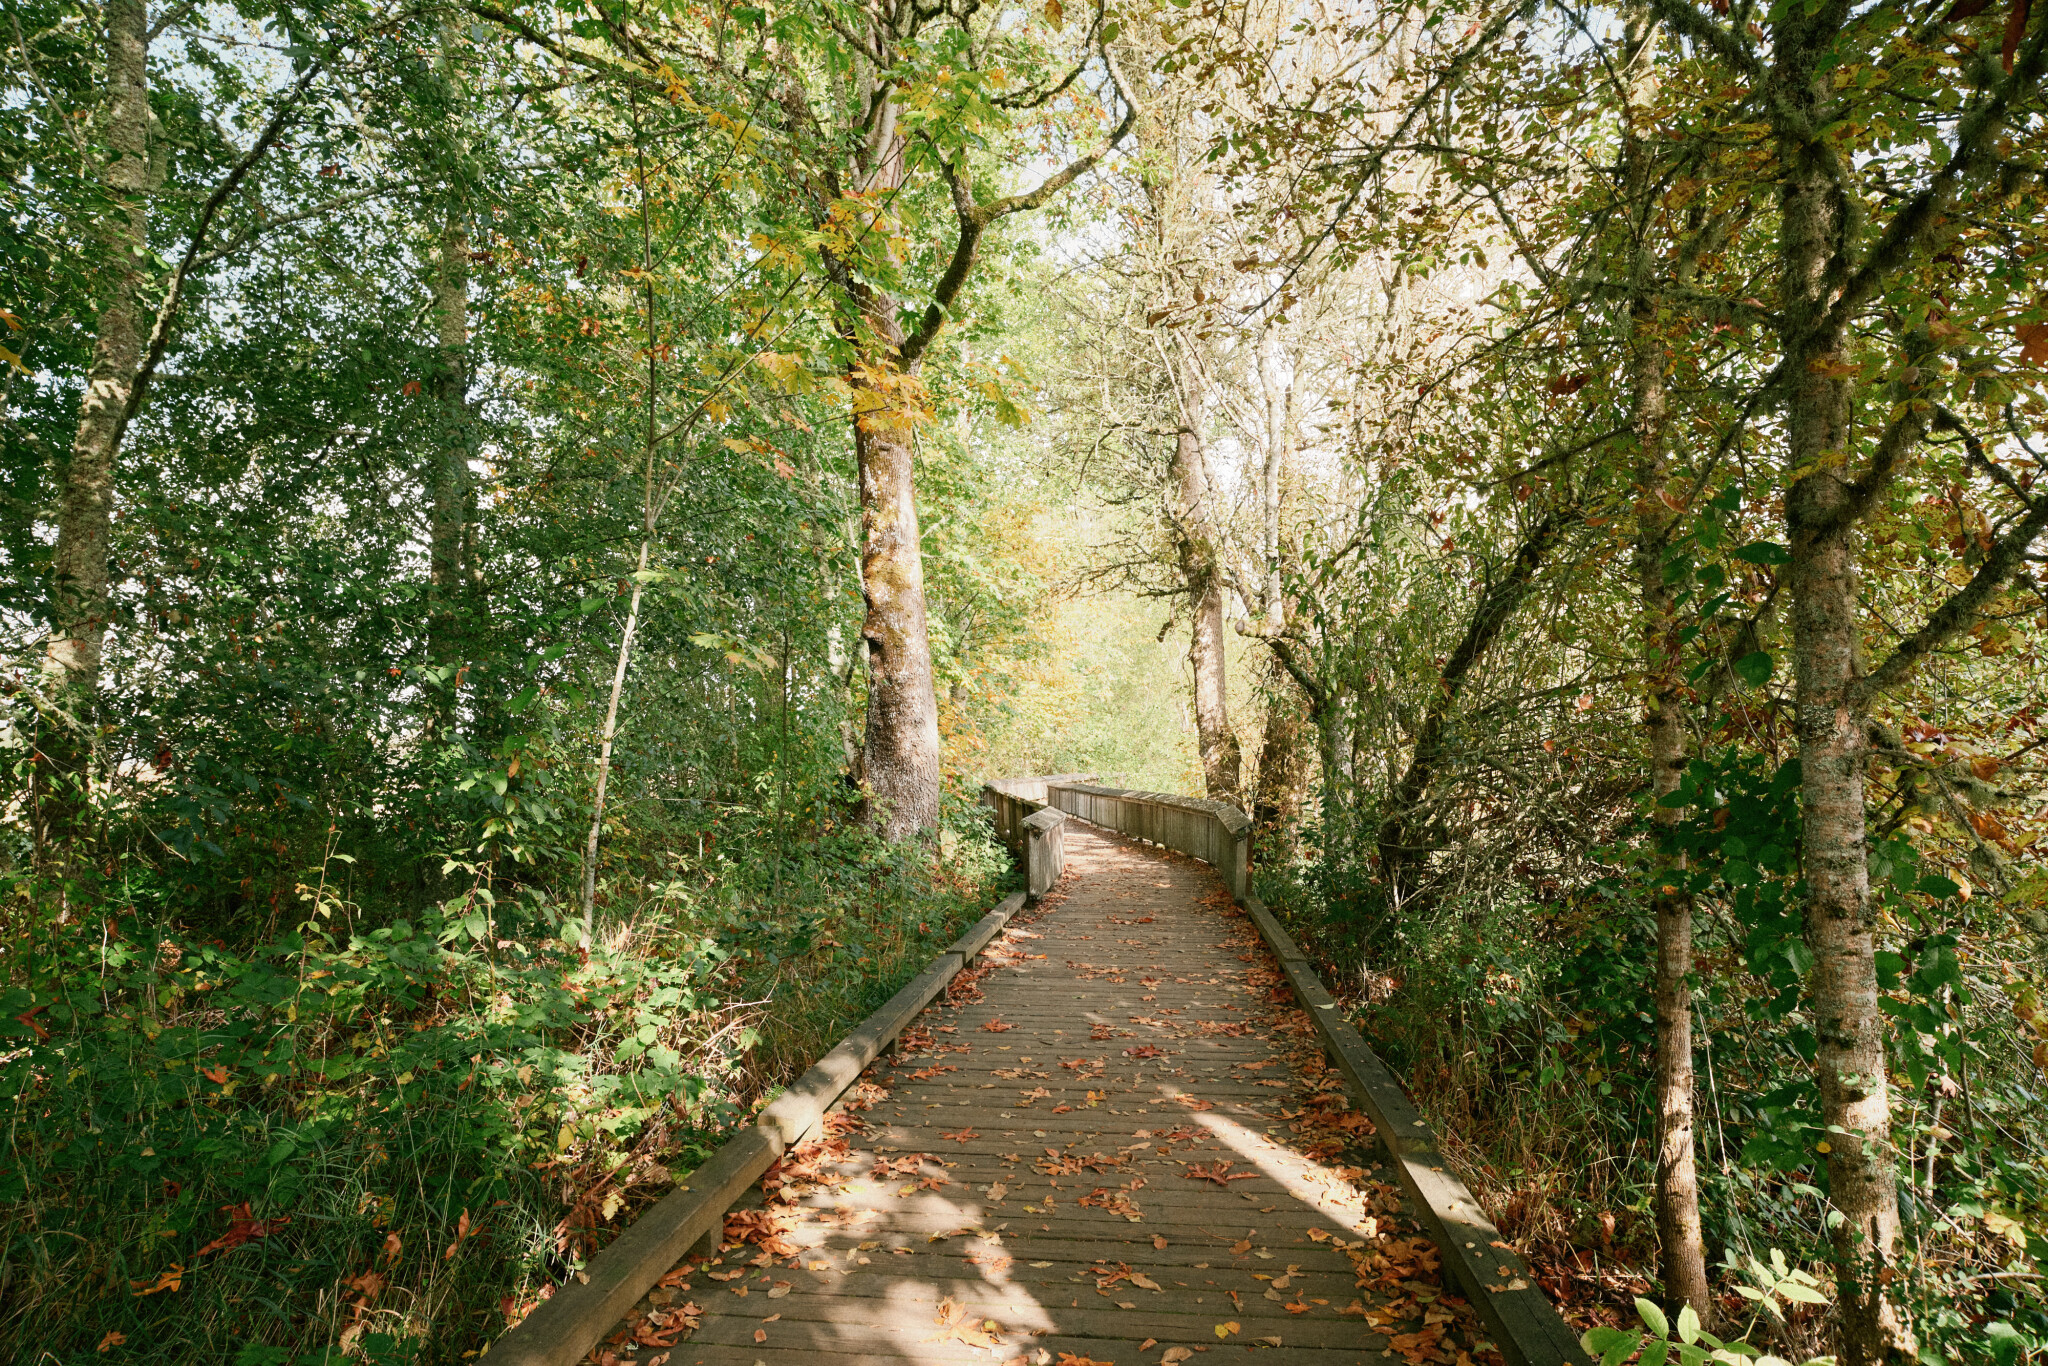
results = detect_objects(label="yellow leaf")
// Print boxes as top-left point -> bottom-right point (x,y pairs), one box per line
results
1986,1209 -> 2028,1249
1215,1322 -> 1240,1338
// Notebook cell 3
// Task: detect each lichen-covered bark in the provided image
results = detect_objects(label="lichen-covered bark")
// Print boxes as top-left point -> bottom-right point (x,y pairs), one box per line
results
1633,293 -> 1711,1326
1171,412 -> 1240,802
1773,16 -> 1904,1358
40,0 -> 150,855
1620,8 -> 1710,1321
853,367 -> 942,841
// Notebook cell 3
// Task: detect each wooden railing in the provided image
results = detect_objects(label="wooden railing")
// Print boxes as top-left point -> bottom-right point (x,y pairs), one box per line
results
980,773 -> 1090,898
1041,781 -> 1251,901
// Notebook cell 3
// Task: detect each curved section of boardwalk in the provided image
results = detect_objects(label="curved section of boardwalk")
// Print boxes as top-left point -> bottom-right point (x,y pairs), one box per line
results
600,824 -> 1490,1366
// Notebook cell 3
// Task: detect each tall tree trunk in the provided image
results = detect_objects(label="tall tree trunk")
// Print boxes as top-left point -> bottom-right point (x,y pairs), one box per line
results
38,0 -> 150,860
1633,259 -> 1713,1328
853,358 -> 942,841
426,213 -> 472,742
1171,401 -> 1240,801
1620,8 -> 1712,1323
1773,19 -> 1903,1360
1257,332 -> 1290,630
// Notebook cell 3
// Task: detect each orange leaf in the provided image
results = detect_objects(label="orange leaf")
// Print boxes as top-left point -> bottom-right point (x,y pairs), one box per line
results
202,1064 -> 231,1085
2019,323 -> 2048,366
131,1265 -> 184,1296
96,1331 -> 127,1352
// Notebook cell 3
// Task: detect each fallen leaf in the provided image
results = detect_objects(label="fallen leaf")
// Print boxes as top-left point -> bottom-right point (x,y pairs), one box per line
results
987,1183 -> 1008,1201
1140,1340 -> 1157,1352
1152,1235 -> 1168,1250
131,1265 -> 184,1296
1185,1162 -> 1254,1187
1131,1273 -> 1162,1291
196,1203 -> 291,1258
1215,1321 -> 1240,1338
1162,1350 -> 1194,1365
754,1329 -> 767,1343
941,1127 -> 980,1144
1230,1239 -> 1252,1255
982,1019 -> 1015,1032
927,1296 -> 1003,1349
1258,1337 -> 1282,1347
1056,1356 -> 1113,1366
768,1282 -> 791,1298
97,1332 -> 127,1353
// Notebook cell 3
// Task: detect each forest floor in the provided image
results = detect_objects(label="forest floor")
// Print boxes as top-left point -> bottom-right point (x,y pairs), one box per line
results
585,825 -> 1502,1366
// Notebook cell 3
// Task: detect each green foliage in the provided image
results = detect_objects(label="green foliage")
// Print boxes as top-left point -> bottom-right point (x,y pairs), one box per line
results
1583,1273 -> 1834,1366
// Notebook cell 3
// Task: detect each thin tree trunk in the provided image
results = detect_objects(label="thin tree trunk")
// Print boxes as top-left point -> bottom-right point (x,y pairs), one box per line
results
1258,332 -> 1289,630
581,110 -> 662,928
1171,389 -> 1240,801
38,0 -> 149,859
1620,7 -> 1712,1322
1773,20 -> 1903,1358
427,213 -> 471,741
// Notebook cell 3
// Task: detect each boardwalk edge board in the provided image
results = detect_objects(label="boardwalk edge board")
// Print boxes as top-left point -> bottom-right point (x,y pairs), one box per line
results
1242,892 -> 1592,1366
484,891 -> 1029,1366
1039,779 -> 1585,1366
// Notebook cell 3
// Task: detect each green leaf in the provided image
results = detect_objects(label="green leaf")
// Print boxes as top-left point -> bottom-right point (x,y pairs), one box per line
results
1732,541 -> 1791,565
1676,1304 -> 1700,1345
1636,1298 -> 1670,1339
1734,651 -> 1774,686
1587,1328 -> 1645,1366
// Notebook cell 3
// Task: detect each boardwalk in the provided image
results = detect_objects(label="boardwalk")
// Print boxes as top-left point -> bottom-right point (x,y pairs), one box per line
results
600,824 -> 1489,1366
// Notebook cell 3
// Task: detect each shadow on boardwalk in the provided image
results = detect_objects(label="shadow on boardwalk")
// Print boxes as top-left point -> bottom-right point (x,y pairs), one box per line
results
599,824 -> 1495,1366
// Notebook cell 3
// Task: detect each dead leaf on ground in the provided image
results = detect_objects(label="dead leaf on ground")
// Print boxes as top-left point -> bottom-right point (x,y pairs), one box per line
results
926,1296 -> 1003,1349
131,1265 -> 184,1296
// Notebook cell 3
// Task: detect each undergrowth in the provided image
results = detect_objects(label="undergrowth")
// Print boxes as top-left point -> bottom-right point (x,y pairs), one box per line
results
0,792 -> 1010,1365
1256,785 -> 2048,1366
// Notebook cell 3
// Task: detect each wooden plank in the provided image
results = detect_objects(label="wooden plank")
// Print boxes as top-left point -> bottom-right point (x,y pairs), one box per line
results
487,905 -> 1010,1366
581,822 -> 1514,1366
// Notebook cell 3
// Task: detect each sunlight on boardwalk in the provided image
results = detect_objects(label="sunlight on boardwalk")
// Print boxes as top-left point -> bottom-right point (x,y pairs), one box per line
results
598,824 -> 1493,1366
